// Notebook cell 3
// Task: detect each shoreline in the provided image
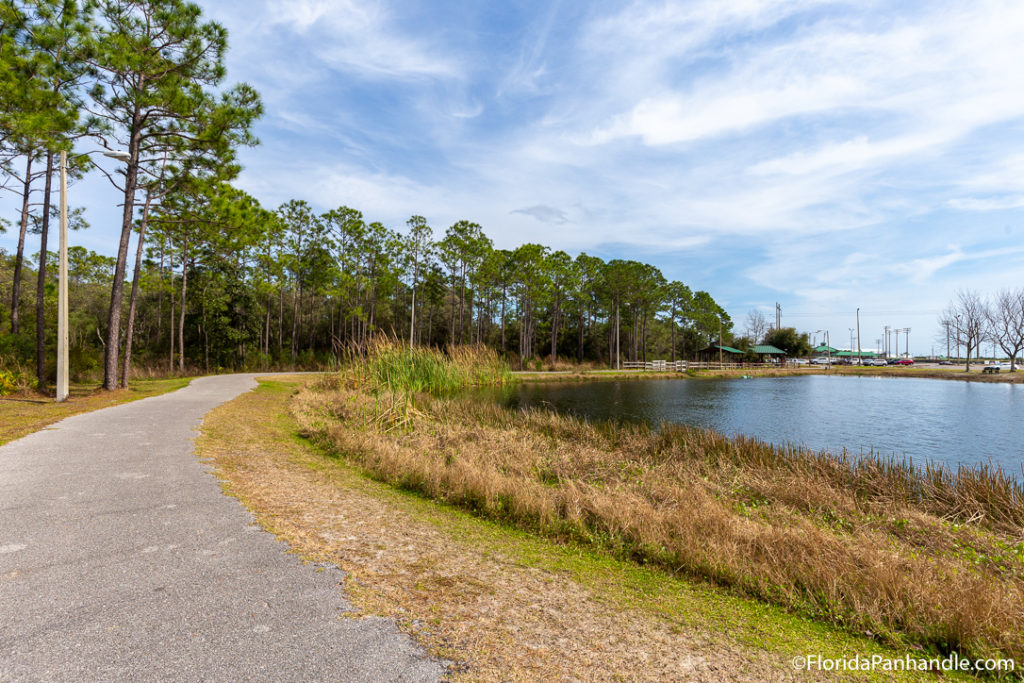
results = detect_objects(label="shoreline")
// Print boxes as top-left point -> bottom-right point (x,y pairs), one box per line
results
513,365 -> 1024,384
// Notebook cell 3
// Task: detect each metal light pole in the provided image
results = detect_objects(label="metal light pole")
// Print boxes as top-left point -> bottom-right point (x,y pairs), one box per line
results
856,308 -> 861,364
816,330 -> 831,368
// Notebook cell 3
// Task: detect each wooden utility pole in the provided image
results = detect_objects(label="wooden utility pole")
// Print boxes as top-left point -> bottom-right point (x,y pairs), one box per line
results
56,151 -> 69,402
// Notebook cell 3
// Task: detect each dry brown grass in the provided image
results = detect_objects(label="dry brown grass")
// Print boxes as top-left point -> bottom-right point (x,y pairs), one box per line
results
293,375 -> 1024,666
199,376 -> 922,681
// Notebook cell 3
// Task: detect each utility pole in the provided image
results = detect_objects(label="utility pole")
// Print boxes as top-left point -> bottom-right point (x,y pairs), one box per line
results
884,325 -> 890,357
945,321 -> 950,360
903,328 -> 911,358
775,302 -> 781,330
895,328 -> 900,358
56,151 -> 69,402
718,315 -> 723,367
954,314 -> 961,363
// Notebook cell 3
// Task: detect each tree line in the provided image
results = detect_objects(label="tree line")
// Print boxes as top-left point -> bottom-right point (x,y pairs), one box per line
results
941,289 -> 1024,371
1,0 -> 735,392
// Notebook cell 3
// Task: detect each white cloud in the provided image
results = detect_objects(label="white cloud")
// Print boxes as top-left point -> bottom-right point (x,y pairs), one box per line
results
264,0 -> 461,80
948,196 -> 1024,212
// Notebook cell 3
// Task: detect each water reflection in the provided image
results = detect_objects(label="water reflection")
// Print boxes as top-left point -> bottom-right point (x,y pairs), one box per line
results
484,376 -> 1024,474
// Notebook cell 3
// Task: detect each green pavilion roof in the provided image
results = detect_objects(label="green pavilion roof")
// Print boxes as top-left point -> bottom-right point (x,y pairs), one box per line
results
752,344 -> 786,355
707,344 -> 744,354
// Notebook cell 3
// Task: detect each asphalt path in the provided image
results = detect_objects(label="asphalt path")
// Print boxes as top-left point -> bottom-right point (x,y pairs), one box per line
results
0,374 -> 445,682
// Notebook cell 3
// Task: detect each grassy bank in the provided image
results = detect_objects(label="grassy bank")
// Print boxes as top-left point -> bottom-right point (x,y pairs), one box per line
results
201,375 -> 973,681
517,364 -> 1024,384
0,377 -> 192,445
294,347 -> 1024,668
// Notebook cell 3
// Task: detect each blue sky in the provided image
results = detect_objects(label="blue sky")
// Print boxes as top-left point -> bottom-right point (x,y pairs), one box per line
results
5,0 -> 1024,355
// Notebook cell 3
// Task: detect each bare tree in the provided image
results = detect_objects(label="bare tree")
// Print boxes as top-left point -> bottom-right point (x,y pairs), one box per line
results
745,309 -> 769,344
940,289 -> 986,371
986,288 -> 1024,371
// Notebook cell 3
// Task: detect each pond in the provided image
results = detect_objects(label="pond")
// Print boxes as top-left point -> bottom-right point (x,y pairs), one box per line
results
491,375 -> 1024,475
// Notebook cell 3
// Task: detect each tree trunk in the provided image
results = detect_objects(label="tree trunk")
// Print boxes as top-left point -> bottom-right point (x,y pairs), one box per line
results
35,153 -> 54,388
169,271 -> 175,373
177,244 -> 189,375
103,118 -> 143,390
550,296 -> 558,365
120,192 -> 153,388
458,265 -> 466,345
578,312 -> 584,363
10,154 -> 34,335
642,311 -> 648,363
202,296 -> 209,373
290,283 -> 300,363
278,286 -> 284,356
156,238 -> 164,339
500,285 -> 506,353
670,309 -> 676,363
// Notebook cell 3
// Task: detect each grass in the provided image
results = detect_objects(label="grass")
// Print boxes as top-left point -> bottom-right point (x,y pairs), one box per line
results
292,347 -> 1024,669
0,376 -> 192,445
197,375 -> 980,681
351,337 -> 513,396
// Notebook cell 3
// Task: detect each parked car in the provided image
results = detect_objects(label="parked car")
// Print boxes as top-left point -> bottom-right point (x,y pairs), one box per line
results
791,358 -> 809,365
886,358 -> 902,365
982,363 -> 1012,374
810,356 -> 831,365
938,360 -> 955,366
895,359 -> 914,366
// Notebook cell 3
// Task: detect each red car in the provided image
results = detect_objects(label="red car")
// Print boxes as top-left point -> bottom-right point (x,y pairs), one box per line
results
895,359 -> 914,365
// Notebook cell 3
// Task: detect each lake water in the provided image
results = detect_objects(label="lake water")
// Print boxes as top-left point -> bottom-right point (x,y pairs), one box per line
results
492,376 -> 1024,475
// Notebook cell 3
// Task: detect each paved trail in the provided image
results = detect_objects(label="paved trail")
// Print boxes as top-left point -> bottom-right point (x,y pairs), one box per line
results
0,374 -> 444,682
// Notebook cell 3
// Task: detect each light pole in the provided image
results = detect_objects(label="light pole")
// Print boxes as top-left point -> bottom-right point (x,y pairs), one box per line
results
856,308 -> 862,365
56,149 -> 130,402
815,330 -> 831,368
902,327 -> 911,359
954,314 -> 961,363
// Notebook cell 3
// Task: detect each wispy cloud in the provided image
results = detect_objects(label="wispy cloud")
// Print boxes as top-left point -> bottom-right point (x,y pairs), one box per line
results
268,0 -> 461,80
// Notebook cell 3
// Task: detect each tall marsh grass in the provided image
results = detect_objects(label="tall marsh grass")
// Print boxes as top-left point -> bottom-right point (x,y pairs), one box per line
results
345,337 -> 513,396
298,346 -> 1024,666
